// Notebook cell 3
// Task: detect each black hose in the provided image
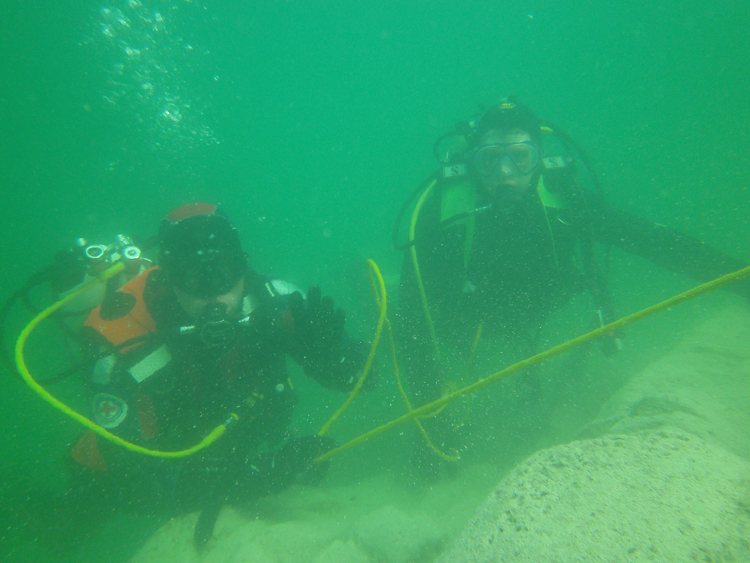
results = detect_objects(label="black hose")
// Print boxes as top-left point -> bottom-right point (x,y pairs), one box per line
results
542,120 -> 604,196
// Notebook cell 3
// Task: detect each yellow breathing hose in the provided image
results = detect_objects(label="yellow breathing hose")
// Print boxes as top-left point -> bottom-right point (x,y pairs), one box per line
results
318,259 -> 386,436
14,262 -> 234,458
371,262 -> 460,461
409,179 -> 441,361
14,260 -> 387,458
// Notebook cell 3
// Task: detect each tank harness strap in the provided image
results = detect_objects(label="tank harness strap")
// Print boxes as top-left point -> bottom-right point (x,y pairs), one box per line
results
70,430 -> 109,471
83,267 -> 165,440
84,267 -> 158,351
411,173 -> 604,361
537,175 -> 567,269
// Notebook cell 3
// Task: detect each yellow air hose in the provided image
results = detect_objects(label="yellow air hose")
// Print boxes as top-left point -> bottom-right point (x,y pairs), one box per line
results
409,179 -> 441,361
15,260 -> 388,458
371,262 -> 460,461
318,259 -> 386,436
15,262 -> 238,458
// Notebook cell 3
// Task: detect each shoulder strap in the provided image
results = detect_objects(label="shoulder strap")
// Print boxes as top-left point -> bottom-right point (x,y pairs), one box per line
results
84,267 -> 158,350
537,173 -> 569,209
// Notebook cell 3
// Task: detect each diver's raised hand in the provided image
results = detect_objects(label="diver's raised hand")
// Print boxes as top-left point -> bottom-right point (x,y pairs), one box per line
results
289,286 -> 346,368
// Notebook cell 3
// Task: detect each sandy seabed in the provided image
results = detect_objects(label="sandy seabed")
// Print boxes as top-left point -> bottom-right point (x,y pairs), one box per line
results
130,302 -> 750,563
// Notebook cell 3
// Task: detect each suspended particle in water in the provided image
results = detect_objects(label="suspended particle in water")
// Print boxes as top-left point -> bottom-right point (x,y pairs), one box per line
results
150,11 -> 164,31
124,45 -> 141,59
101,8 -> 131,30
161,102 -> 182,123
101,23 -> 115,38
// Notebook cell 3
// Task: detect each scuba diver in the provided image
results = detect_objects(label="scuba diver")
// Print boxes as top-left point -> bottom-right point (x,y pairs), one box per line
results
394,98 -> 750,469
16,203 -> 370,553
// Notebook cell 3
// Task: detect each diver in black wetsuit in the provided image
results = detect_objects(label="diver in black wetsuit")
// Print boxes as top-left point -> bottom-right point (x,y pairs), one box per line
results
395,99 -> 750,453
15,203 -> 370,555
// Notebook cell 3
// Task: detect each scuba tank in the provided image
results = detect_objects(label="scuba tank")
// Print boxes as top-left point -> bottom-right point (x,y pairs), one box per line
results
55,235 -> 146,314
1,234 -> 151,383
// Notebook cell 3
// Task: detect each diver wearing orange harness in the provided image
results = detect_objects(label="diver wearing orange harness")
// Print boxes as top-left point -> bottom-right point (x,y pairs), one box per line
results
63,203 -> 370,546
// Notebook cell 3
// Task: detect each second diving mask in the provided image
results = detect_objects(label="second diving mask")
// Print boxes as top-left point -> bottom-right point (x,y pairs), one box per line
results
472,142 -> 541,177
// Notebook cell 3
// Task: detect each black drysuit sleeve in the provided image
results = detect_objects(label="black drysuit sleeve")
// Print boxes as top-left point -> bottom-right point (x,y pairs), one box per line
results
587,195 -> 750,299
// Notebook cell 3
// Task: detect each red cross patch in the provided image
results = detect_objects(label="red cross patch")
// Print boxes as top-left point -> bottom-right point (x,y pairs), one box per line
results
92,393 -> 128,429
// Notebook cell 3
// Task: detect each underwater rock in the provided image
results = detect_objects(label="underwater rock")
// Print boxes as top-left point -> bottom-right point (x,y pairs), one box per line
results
579,304 -> 750,459
436,430 -> 750,562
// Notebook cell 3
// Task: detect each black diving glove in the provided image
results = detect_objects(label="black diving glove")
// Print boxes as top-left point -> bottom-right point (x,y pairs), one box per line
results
268,435 -> 336,491
289,286 -> 346,371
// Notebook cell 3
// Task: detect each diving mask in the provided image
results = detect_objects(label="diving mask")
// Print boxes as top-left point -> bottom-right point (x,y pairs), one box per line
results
472,142 -> 541,177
